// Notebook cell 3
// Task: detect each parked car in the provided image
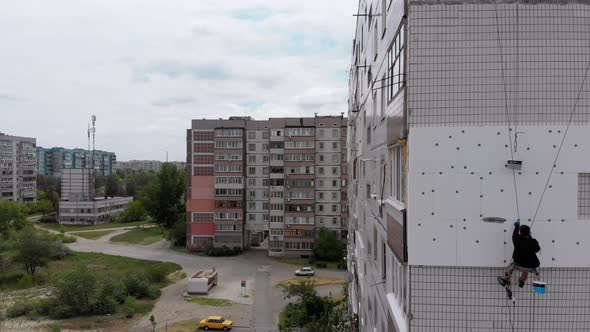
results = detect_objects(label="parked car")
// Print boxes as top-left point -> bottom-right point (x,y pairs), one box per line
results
199,316 -> 233,331
295,267 -> 315,276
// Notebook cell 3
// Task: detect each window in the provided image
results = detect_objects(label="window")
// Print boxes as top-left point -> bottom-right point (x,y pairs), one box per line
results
215,176 -> 243,184
192,212 -> 214,222
332,217 -> 338,225
319,155 -> 325,162
382,242 -> 387,280
285,127 -> 314,136
285,141 -> 314,149
578,173 -> 590,219
319,142 -> 324,149
262,143 -> 269,151
332,180 -> 338,187
248,144 -> 256,151
332,167 -> 338,175
373,227 -> 378,262
249,214 -> 255,221
248,202 -> 256,209
319,167 -> 324,175
248,131 -> 256,139
373,22 -> 379,60
215,224 -> 242,231
332,128 -> 339,137
319,192 -> 324,200
214,165 -> 241,172
263,155 -> 269,162
390,145 -> 404,202
331,192 -> 338,200
216,129 -> 242,137
263,202 -> 269,210
332,154 -> 339,163
248,155 -> 256,163
248,190 -> 256,198
319,129 -> 325,137
262,131 -> 269,139
332,205 -> 337,212
332,142 -> 338,149
248,178 -> 256,186
319,205 -> 324,212
248,167 -> 256,175
387,23 -> 406,103
215,141 -> 242,149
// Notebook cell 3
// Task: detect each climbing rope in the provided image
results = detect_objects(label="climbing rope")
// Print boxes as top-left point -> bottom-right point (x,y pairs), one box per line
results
494,4 -> 521,221
530,51 -> 590,228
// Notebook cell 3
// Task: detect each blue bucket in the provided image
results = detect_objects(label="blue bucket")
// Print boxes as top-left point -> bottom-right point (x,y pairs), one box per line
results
533,281 -> 546,294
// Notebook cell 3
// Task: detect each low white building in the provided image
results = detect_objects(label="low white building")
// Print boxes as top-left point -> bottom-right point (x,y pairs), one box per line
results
59,168 -> 132,225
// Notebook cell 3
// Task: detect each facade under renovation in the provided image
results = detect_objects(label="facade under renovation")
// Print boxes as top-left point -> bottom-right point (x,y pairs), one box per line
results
348,0 -> 590,331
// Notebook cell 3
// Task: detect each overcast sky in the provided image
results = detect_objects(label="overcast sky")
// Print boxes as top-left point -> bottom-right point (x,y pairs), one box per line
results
0,0 -> 357,161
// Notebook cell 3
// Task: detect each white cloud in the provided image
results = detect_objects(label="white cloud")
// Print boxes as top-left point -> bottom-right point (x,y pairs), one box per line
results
0,0 -> 357,161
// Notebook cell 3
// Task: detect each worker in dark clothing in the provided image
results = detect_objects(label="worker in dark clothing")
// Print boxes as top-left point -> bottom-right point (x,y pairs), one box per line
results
498,221 -> 541,288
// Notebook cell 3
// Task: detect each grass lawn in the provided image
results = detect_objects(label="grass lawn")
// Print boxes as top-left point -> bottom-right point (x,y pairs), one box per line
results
70,230 -> 114,240
277,276 -> 345,288
49,252 -> 181,283
184,296 -> 233,307
275,257 -> 339,269
37,219 -> 153,232
110,226 -> 165,245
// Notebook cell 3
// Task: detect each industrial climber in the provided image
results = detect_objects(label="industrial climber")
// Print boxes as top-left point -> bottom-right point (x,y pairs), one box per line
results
498,221 -> 541,290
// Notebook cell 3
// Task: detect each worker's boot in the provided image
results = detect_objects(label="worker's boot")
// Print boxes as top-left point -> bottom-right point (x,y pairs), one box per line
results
497,276 -> 510,287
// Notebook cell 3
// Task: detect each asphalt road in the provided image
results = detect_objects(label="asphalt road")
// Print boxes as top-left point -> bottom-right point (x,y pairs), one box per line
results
65,233 -> 345,331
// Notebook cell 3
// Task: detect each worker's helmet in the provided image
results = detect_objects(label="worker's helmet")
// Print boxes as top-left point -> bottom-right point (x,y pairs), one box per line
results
519,225 -> 531,236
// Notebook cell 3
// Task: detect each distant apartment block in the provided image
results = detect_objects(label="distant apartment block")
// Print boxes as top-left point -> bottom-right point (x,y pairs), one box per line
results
186,116 -> 348,257
59,168 -> 131,225
115,160 -> 186,172
37,147 -> 116,177
0,133 -> 37,202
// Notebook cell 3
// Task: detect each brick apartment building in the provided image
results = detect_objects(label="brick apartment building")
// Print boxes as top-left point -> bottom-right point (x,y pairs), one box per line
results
186,116 -> 348,257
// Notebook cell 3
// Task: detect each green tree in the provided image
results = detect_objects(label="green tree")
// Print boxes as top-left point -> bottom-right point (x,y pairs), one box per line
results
118,200 -> 147,223
14,228 -> 55,276
53,265 -> 97,315
105,175 -> 122,198
140,163 -> 185,229
166,214 -> 187,246
314,228 -> 344,261
124,170 -> 155,198
34,199 -> 54,218
0,201 -> 27,239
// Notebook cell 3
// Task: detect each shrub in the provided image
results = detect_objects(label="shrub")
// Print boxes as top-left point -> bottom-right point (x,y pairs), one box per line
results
15,274 -> 34,289
48,304 -> 76,319
124,272 -> 150,298
205,245 -> 242,257
124,296 -> 137,318
308,258 -> 316,265
46,323 -> 62,332
337,260 -> 347,270
51,243 -> 72,260
53,266 -> 97,315
6,298 -> 50,318
146,266 -> 168,284
145,285 -> 161,300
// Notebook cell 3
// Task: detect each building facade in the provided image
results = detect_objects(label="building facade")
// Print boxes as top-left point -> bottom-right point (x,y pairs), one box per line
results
0,133 -> 37,202
349,1 -> 590,331
115,160 -> 186,173
186,116 -> 348,257
37,147 -> 116,177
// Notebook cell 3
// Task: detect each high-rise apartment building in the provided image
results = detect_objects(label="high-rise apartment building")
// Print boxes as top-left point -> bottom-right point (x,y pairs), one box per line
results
349,1 -> 590,331
115,160 -> 186,173
37,147 -> 116,177
186,116 -> 348,257
0,133 -> 37,203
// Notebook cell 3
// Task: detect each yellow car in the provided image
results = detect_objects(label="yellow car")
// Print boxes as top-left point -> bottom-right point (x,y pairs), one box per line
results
199,316 -> 233,331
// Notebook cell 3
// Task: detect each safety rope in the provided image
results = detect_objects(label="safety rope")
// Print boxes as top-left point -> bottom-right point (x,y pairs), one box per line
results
494,4 -> 521,221
530,52 -> 590,228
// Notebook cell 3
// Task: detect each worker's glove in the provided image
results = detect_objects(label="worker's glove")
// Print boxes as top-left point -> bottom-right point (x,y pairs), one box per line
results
514,220 -> 520,227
